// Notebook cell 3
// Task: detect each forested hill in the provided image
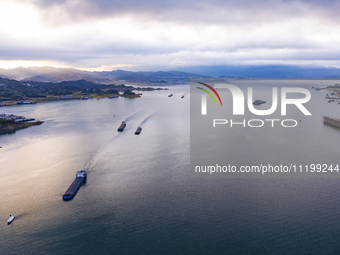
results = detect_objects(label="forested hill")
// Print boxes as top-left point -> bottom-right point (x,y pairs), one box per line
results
0,77 -> 133,101
28,79 -> 132,90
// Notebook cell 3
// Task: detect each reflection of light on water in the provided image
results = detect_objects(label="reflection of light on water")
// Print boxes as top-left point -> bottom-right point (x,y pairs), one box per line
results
84,133 -> 120,171
0,85 -> 193,254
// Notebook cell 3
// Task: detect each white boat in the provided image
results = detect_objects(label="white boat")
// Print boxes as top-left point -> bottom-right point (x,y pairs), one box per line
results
7,215 -> 15,224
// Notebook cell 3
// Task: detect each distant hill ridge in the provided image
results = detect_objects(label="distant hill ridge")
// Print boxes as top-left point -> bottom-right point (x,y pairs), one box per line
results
176,65 -> 340,78
1,65 -> 340,83
0,67 -> 207,84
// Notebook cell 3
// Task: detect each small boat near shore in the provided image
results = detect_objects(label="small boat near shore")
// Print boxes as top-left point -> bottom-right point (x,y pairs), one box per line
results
168,93 -> 173,97
118,121 -> 126,132
181,95 -> 184,98
7,215 -> 15,224
14,118 -> 35,122
17,100 -> 36,105
135,126 -> 142,135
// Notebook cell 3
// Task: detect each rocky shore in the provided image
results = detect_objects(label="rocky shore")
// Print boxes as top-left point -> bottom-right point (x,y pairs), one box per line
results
0,121 -> 44,131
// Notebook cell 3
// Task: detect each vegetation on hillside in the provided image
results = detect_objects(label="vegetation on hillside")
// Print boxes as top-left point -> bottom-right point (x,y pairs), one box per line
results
123,90 -> 136,95
0,118 -> 15,123
0,77 -> 133,101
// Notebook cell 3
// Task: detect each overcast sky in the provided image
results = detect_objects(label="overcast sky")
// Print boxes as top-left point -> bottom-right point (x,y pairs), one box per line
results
0,0 -> 340,71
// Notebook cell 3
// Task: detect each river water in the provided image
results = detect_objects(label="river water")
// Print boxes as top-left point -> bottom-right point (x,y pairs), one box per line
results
1,82 -> 340,254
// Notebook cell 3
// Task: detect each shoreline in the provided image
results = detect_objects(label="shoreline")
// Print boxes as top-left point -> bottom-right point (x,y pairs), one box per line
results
0,85 -> 168,106
0,94 -> 141,106
0,121 -> 44,131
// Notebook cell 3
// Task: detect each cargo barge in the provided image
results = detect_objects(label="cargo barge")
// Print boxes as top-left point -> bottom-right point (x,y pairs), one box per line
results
118,121 -> 126,132
135,126 -> 142,135
62,171 -> 87,200
323,116 -> 340,128
253,100 -> 266,105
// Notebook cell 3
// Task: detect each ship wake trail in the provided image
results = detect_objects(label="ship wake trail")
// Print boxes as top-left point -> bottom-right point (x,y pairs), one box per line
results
84,133 -> 120,171
84,111 -> 141,171
140,111 -> 156,126
124,111 -> 140,123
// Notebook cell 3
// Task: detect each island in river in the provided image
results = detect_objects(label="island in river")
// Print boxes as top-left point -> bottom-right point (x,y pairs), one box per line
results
0,121 -> 44,131
0,77 -> 168,104
0,115 -> 44,131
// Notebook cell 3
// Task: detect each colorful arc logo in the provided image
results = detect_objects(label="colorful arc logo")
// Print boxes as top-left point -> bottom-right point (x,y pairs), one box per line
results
197,82 -> 223,106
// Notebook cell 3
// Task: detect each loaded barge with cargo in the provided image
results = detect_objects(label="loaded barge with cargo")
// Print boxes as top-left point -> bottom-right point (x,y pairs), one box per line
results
118,121 -> 126,132
62,171 -> 87,200
135,126 -> 142,135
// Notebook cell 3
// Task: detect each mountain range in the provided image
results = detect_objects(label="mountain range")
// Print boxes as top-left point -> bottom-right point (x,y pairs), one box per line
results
1,65 -> 340,84
176,65 -> 340,78
0,67 -> 206,84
